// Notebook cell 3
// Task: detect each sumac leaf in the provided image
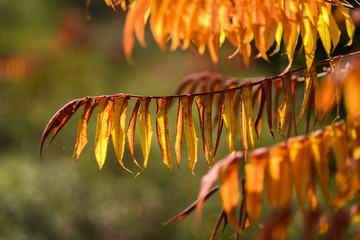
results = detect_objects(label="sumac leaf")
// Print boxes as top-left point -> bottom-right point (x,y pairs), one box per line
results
138,97 -> 153,169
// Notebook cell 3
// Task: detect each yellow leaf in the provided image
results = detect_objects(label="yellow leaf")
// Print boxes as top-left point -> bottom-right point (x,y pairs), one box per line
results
204,94 -> 215,166
183,96 -> 199,173
329,122 -> 349,172
300,9 -> 317,69
245,148 -> 268,222
156,97 -> 173,173
266,143 -> 292,211
95,97 -> 114,170
241,85 -> 256,149
288,136 -> 314,210
127,99 -> 142,168
111,95 -> 131,172
277,79 -> 288,137
196,96 -> 209,165
138,97 -> 153,169
74,99 -> 96,160
297,69 -> 313,125
175,98 -> 184,169
317,9 -> 331,56
220,155 -> 240,228
309,129 -> 333,208
334,0 -> 355,46
222,90 -> 236,154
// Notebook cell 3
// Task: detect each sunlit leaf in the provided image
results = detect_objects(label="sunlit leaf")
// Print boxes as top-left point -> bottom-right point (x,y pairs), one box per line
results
138,97 -> 153,169
266,143 -> 293,211
156,97 -> 173,173
222,90 -> 236,154
127,98 -> 142,168
175,98 -> 184,169
95,97 -> 114,170
40,99 -> 85,159
241,85 -> 256,149
111,95 -> 131,172
246,148 -> 268,222
73,99 -> 97,160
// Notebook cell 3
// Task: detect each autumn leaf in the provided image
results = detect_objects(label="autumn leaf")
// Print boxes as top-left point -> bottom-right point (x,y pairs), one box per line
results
156,97 -> 173,173
138,97 -> 153,169
111,95 -> 131,172
222,89 -> 236,154
73,99 -> 97,160
175,97 -> 184,169
95,97 -> 114,170
183,96 -> 199,173
40,99 -> 85,159
245,148 -> 268,222
241,85 -> 256,149
127,98 -> 142,168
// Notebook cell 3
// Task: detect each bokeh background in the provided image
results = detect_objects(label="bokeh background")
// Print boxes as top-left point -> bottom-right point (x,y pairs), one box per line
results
1,0 -> 359,239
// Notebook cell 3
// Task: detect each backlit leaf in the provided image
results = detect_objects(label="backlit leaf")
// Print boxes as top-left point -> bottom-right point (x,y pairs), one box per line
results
138,97 -> 153,169
297,69 -> 313,126
241,85 -> 256,149
309,129 -> 332,208
40,99 -> 85,159
266,143 -> 292,211
156,97 -> 173,173
175,98 -> 184,169
246,148 -> 268,222
73,99 -> 97,160
196,96 -> 209,164
288,136 -> 314,210
222,90 -> 236,154
262,80 -> 275,139
183,96 -> 199,173
127,98 -> 142,168
111,95 -> 131,172
254,87 -> 265,140
95,97 -> 114,170
283,73 -> 297,136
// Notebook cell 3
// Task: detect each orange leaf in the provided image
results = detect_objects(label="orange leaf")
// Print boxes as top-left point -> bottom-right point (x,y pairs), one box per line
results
222,89 -> 236,154
245,148 -> 268,221
73,99 -> 97,160
175,98 -> 184,169
138,97 -> 153,169
127,98 -> 142,168
156,97 -> 173,173
183,96 -> 199,173
266,143 -> 293,211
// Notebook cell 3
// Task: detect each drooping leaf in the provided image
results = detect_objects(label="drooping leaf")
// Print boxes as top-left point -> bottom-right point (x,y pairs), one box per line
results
138,97 -> 153,169
240,100 -> 249,156
156,97 -> 173,173
196,152 -> 243,226
254,87 -> 265,140
222,89 -> 236,154
196,96 -> 209,164
245,148 -> 268,222
241,85 -> 256,149
277,78 -> 289,137
334,0 -> 355,46
329,121 -> 349,172
262,80 -> 275,139
95,97 -> 114,170
283,73 -> 297,136
204,94 -> 215,166
73,99 -> 97,160
40,99 -> 85,159
175,97 -> 184,169
266,143 -> 293,211
127,98 -> 142,168
183,96 -> 199,173
309,129 -> 333,208
297,69 -> 313,126
111,95 -> 131,172
288,136 -> 315,210
219,153 -> 241,230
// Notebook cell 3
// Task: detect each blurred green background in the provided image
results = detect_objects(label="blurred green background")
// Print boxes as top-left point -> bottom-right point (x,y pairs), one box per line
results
0,0 -> 359,239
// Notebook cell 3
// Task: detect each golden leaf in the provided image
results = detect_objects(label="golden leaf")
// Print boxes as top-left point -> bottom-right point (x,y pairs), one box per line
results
127,98 -> 142,168
138,97 -> 153,169
183,96 -> 199,173
95,97 -> 114,170
111,95 -> 131,172
156,97 -> 173,173
73,99 -> 96,160
241,85 -> 256,149
266,143 -> 293,211
175,98 -> 184,169
222,89 -> 236,154
245,148 -> 268,222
